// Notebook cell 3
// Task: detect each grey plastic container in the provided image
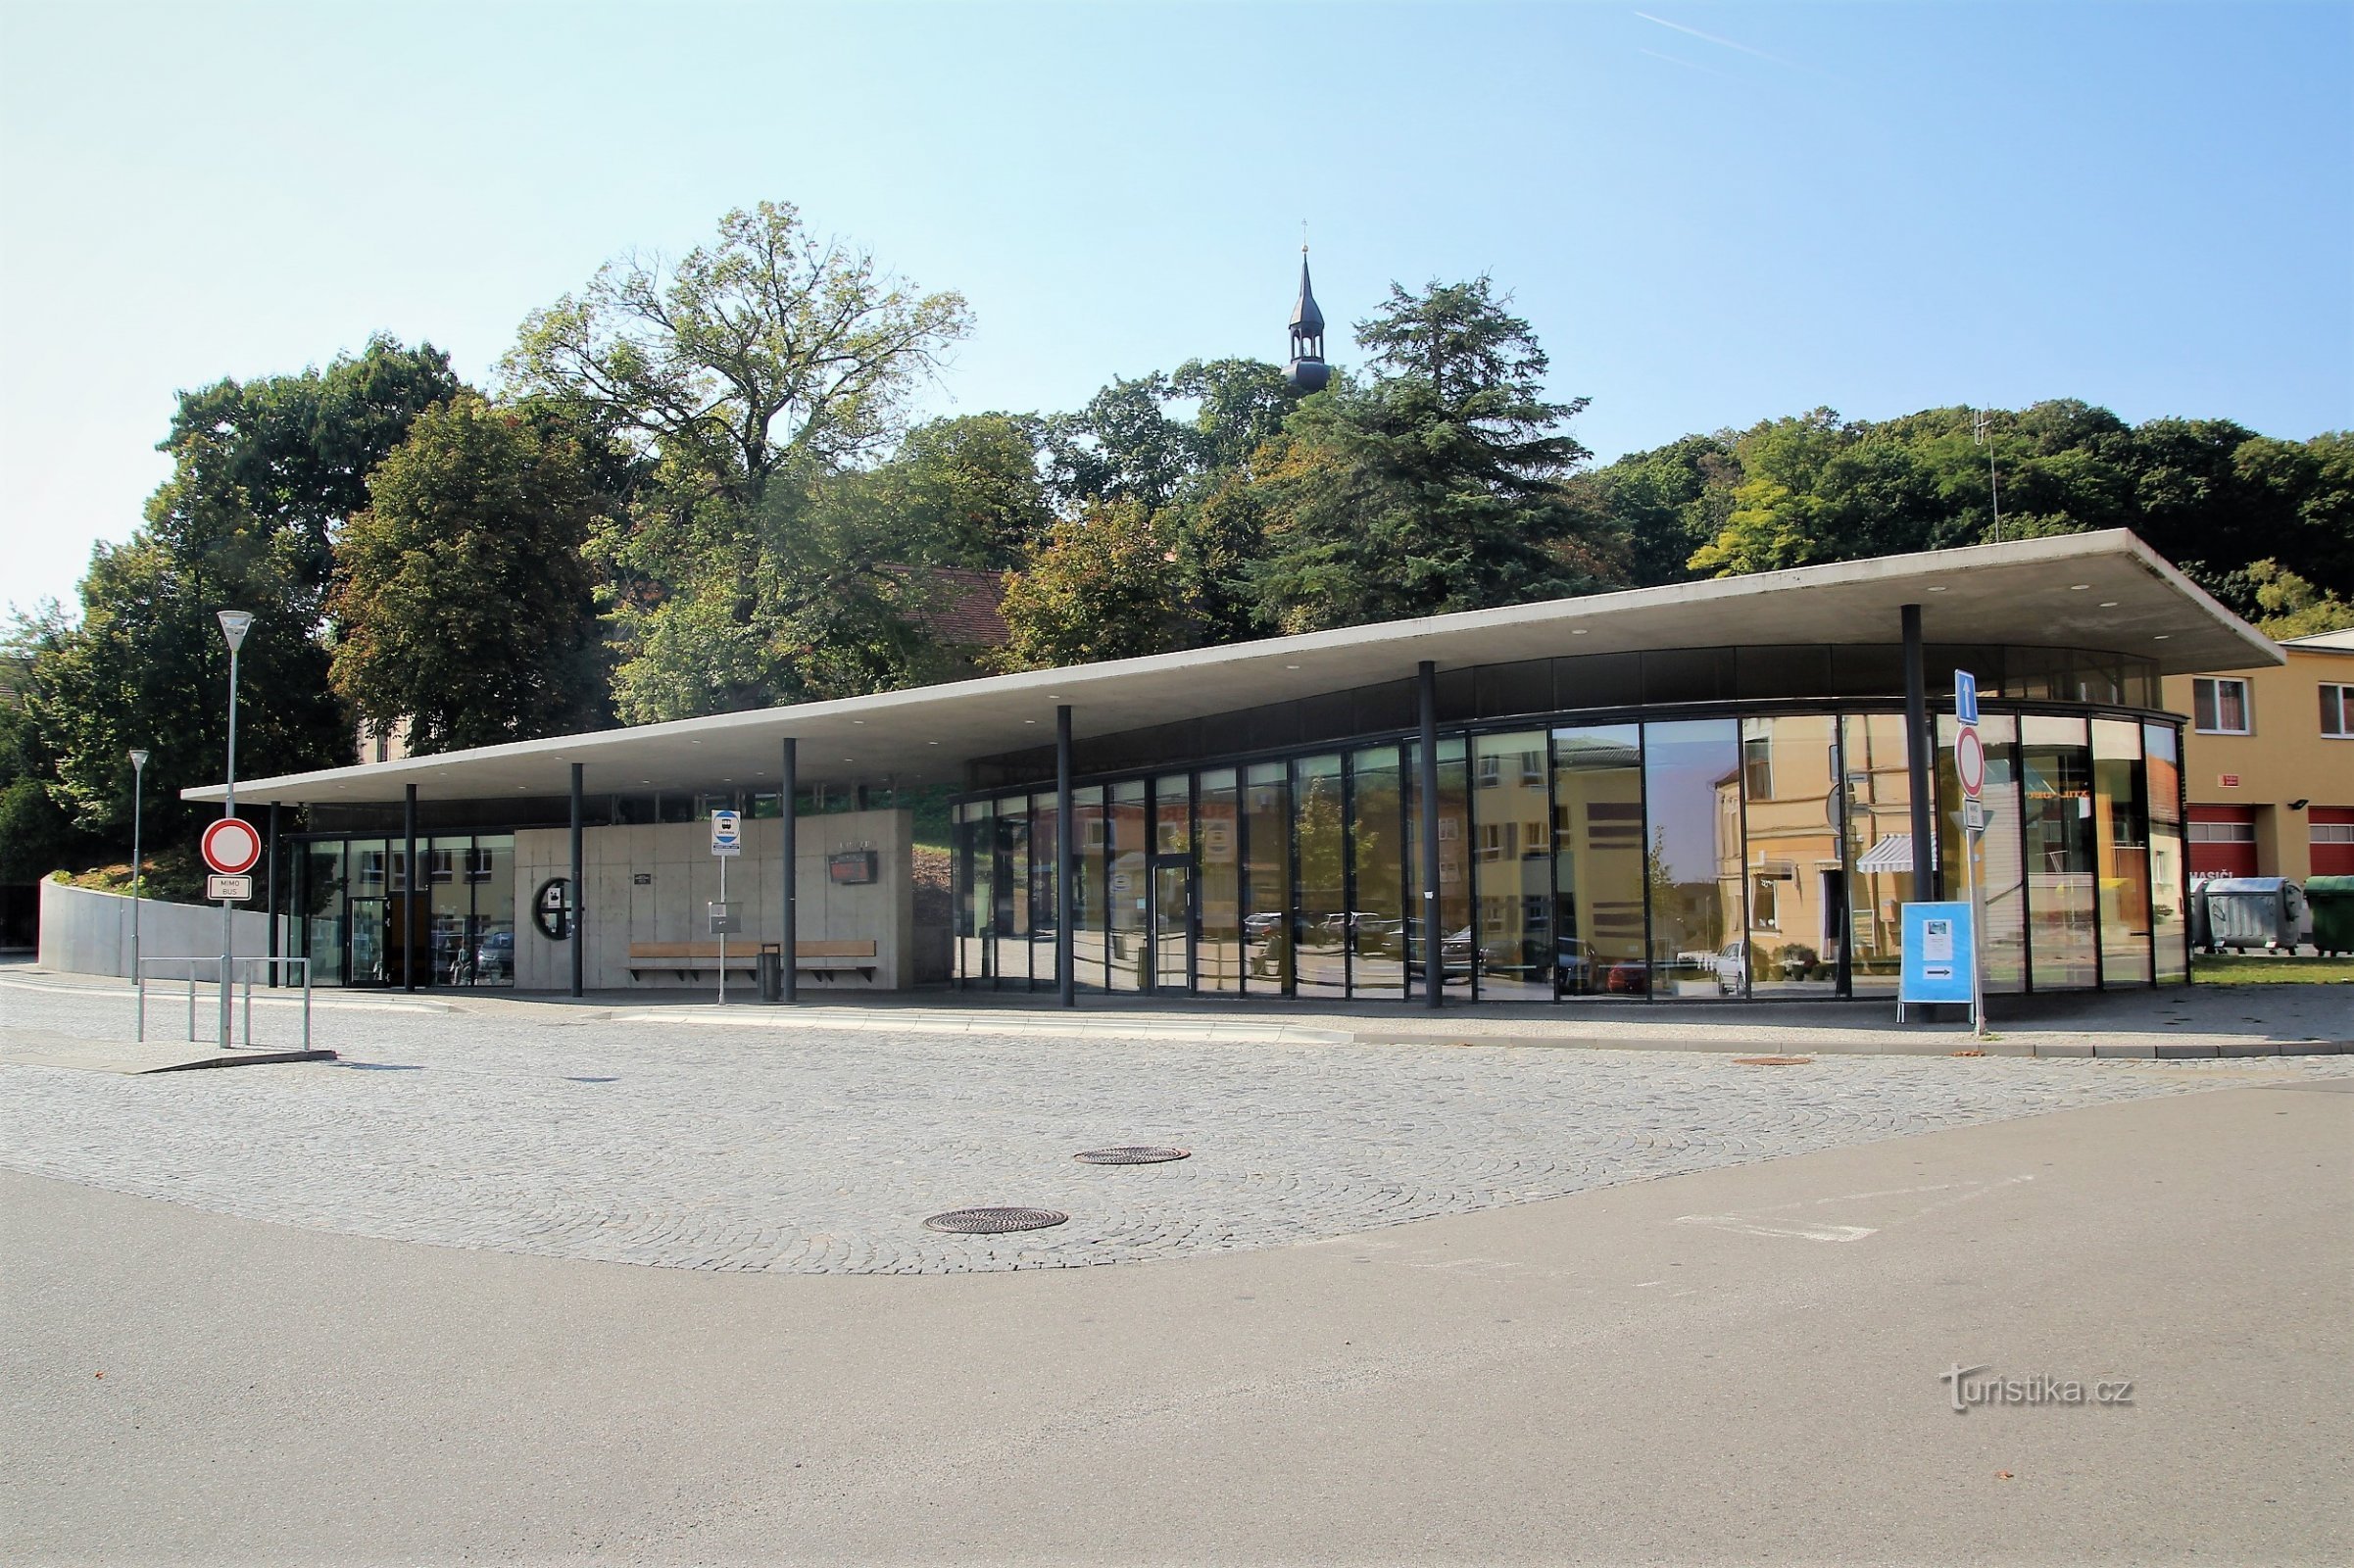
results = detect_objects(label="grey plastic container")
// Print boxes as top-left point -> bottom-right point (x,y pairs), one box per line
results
2196,877 -> 2306,954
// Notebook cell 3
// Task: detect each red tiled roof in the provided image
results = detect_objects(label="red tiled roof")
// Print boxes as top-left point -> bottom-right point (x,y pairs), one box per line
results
886,564 -> 1009,649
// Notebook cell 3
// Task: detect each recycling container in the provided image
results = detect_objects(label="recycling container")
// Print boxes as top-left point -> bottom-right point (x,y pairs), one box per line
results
2196,877 -> 2305,954
2302,876 -> 2354,957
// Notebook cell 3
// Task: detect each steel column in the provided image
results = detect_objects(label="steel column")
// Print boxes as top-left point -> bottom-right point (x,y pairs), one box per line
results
1418,660 -> 1443,1010
568,762 -> 584,998
265,802 -> 280,987
781,738 -> 799,1003
1901,604 -> 1935,904
1056,705 -> 1076,1008
403,784 -> 418,993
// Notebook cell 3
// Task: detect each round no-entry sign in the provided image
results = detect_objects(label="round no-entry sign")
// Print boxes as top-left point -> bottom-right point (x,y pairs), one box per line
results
1955,724 -> 1986,800
201,816 -> 263,875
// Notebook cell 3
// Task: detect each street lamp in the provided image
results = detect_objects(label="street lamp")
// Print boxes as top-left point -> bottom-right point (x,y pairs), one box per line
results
216,610 -> 251,1048
128,748 -> 149,989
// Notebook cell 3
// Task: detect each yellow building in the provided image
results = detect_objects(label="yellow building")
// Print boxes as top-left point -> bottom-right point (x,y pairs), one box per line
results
2161,629 -> 2354,882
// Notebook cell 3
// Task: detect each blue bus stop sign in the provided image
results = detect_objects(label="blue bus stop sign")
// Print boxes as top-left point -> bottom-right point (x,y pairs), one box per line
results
1955,668 -> 1980,726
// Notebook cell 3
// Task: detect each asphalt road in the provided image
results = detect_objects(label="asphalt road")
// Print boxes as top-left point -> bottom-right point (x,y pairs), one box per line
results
5,1079 -> 2348,1566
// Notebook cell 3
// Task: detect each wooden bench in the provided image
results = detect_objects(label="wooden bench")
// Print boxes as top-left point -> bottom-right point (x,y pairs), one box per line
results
625,940 -> 879,984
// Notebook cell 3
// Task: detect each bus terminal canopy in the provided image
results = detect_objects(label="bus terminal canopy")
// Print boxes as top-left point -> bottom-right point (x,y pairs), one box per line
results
186,530 -> 2280,808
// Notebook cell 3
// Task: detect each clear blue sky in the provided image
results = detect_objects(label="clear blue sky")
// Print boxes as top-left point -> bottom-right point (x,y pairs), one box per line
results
4,1 -> 2349,617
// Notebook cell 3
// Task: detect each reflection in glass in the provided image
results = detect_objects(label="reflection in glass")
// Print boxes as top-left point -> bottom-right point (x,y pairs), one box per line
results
1937,715 -> 2025,995
1740,716 -> 1839,996
1107,780 -> 1147,992
1472,731 -> 1552,1001
470,836 -> 515,987
2092,718 -> 2150,987
1552,725 -> 1645,998
955,802 -> 992,985
1644,719 -> 1743,997
1841,714 -> 1916,997
1027,792 -> 1060,990
1198,769 -> 1242,994
1243,763 -> 1293,994
1404,738 -> 1471,995
1295,756 -> 1348,997
1151,775 -> 1191,989
2023,715 -> 2097,989
1071,786 -> 1107,990
2144,724 -> 2187,982
997,803 -> 1031,988
303,842 -> 347,986
1349,747 -> 1406,999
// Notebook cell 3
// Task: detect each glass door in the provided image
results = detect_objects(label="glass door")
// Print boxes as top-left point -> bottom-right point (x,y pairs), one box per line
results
1149,855 -> 1195,992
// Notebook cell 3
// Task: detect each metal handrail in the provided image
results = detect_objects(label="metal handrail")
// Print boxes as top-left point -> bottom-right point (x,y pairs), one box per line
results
136,955 -> 312,1052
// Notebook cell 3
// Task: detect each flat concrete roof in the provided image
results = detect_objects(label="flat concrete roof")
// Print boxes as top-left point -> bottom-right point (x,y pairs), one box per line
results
190,529 -> 2280,808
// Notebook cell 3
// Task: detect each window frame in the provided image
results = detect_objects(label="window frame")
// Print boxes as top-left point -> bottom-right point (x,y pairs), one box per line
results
2192,676 -> 2252,736
2322,683 -> 2354,739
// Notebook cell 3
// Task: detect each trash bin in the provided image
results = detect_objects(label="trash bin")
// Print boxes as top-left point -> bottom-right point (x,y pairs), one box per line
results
756,943 -> 783,1003
2303,876 -> 2354,956
2196,877 -> 2305,955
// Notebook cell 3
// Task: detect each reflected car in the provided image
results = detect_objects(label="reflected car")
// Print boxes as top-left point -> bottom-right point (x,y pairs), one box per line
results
1711,942 -> 1748,995
1242,911 -> 1286,943
473,929 -> 514,983
1601,960 -> 1649,995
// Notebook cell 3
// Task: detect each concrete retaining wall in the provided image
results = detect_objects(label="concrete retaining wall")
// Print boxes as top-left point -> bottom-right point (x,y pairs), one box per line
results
36,878 -> 289,980
513,809 -> 916,991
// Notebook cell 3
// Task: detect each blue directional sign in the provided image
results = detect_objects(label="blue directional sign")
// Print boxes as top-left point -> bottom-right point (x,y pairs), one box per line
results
1899,901 -> 1976,1004
1955,668 -> 1980,726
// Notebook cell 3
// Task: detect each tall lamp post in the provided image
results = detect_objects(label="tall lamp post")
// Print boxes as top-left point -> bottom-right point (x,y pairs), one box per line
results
128,748 -> 149,995
217,610 -> 252,1048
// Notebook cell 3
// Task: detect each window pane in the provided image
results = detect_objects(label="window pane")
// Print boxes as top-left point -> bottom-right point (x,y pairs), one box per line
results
302,842 -> 347,986
1472,731 -> 1553,1001
1107,781 -> 1147,992
1294,756 -> 1347,998
955,801 -> 992,984
1028,793 -> 1058,991
1243,764 -> 1293,993
1072,787 -> 1107,991
998,803 -> 1031,988
2093,718 -> 2151,987
1644,718 -> 1743,997
2144,724 -> 2187,982
470,836 -> 515,988
1199,769 -> 1242,994
1937,714 -> 2025,995
2193,680 -> 2218,732
1741,715 -> 1839,997
1553,725 -> 1645,998
1404,737 -> 1471,998
2220,681 -> 2246,732
1151,775 -> 1190,989
1841,714 -> 1917,996
2023,715 -> 2097,989
1348,747 -> 1406,999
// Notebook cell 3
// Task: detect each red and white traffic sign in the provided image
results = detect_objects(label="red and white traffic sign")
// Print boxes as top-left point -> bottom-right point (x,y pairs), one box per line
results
201,816 -> 263,876
1955,724 -> 1986,801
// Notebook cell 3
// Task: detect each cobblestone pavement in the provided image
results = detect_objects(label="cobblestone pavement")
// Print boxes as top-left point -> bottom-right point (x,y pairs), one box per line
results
4,975 -> 2347,1275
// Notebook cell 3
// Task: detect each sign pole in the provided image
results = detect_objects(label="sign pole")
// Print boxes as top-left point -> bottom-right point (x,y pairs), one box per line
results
216,612 -> 251,1049
718,849 -> 727,1006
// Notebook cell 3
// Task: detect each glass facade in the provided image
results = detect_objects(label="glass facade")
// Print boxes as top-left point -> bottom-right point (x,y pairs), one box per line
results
954,680 -> 2189,1005
293,830 -> 515,989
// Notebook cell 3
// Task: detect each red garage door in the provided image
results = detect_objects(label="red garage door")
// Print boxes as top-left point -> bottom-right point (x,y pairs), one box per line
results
2313,808 -> 2354,877
2188,807 -> 2258,878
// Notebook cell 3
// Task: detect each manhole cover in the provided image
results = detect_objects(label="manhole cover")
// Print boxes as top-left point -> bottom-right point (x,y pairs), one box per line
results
1733,1055 -> 1814,1067
1074,1146 -> 1191,1165
923,1206 -> 1069,1234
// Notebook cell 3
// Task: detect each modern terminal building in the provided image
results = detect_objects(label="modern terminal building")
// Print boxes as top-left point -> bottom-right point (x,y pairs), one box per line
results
190,529 -> 2279,1008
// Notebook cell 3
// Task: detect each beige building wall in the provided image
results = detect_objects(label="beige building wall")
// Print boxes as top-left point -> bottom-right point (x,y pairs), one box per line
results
512,808 -> 915,991
2162,636 -> 2354,881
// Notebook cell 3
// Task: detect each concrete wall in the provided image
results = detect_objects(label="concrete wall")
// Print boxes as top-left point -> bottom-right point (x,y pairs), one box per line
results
513,809 -> 915,991
36,878 -> 289,980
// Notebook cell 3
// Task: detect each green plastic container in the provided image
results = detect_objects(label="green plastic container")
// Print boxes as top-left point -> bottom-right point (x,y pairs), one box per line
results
2304,876 -> 2354,957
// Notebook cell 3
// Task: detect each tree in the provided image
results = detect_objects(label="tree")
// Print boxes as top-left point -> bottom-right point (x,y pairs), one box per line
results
503,202 -> 972,717
2246,559 -> 2354,639
991,500 -> 1191,669
1249,276 -> 1619,631
858,413 -> 1053,570
327,397 -> 612,754
21,339 -> 459,851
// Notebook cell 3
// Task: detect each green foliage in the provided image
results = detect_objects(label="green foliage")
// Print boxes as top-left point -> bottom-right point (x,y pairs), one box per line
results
18,339 -> 459,855
327,397 -> 612,753
504,202 -> 973,718
2246,559 -> 2354,639
1246,276 -> 1619,631
856,414 -> 1054,570
991,500 -> 1190,669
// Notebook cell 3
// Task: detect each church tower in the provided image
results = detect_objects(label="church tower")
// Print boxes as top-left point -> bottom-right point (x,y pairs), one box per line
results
1286,247 -> 1329,394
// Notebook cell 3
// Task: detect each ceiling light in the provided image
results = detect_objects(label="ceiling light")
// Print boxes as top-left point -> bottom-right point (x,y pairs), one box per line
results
2152,635 -> 2170,641
1571,628 -> 1589,636
1024,718 -> 1037,724
1928,585 -> 1948,593
2070,584 -> 2091,591
1285,663 -> 1300,670
928,741 -> 940,746
2098,601 -> 2120,608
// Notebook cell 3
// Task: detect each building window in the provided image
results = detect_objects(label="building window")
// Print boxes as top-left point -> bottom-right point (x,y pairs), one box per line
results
2322,684 -> 2354,738
2186,820 -> 2256,844
2192,677 -> 2251,735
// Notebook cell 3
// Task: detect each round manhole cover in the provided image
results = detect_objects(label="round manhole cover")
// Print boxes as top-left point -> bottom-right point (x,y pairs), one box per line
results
922,1206 -> 1069,1234
1073,1147 -> 1192,1165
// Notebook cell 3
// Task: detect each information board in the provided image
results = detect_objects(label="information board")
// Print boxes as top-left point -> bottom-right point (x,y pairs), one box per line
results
1899,901 -> 1976,1004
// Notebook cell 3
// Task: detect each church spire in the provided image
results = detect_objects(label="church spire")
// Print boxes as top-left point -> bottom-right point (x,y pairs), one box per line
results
1286,244 -> 1329,394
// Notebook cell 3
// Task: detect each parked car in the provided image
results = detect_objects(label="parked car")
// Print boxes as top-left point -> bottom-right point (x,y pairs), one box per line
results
1242,911 -> 1286,943
1711,941 -> 1748,995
